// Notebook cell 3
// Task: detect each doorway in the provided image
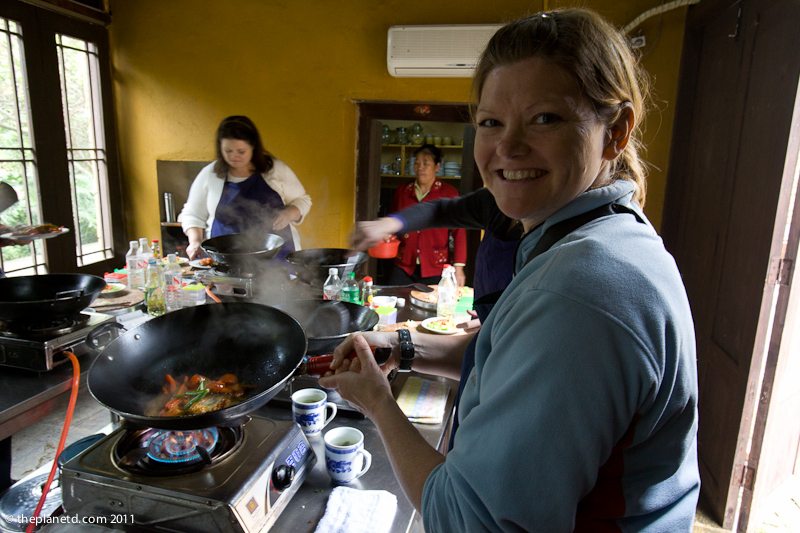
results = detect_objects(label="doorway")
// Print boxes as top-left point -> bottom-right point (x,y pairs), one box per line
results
354,101 -> 482,285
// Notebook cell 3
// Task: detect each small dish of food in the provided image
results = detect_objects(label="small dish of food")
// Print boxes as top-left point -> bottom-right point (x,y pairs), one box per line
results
1,224 -> 69,242
421,317 -> 459,335
99,282 -> 128,298
189,258 -> 215,269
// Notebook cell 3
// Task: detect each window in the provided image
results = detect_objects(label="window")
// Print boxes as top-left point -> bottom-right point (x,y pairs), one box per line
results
0,17 -> 46,274
0,0 -> 124,277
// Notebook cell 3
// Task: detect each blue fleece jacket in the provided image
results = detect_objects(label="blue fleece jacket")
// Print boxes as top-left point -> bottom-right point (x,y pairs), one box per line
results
422,181 -> 700,532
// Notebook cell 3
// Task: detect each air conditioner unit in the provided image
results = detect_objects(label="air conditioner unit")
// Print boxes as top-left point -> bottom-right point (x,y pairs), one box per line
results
387,24 -> 502,78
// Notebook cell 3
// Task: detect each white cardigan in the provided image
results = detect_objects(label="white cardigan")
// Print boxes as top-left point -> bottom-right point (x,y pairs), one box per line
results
178,159 -> 312,249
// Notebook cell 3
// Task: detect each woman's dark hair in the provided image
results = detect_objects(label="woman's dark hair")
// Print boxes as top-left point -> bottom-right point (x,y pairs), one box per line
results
413,143 -> 442,164
213,115 -> 274,178
472,8 -> 650,206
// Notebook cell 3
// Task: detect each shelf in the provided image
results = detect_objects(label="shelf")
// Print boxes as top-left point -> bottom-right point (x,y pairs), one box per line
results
381,144 -> 463,149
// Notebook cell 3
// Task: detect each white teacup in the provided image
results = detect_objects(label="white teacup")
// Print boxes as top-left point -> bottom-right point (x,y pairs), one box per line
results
324,427 -> 372,485
291,388 -> 337,437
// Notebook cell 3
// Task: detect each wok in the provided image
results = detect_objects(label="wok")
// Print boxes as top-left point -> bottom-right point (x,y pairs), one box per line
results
273,299 -> 378,355
286,248 -> 368,286
88,302 -> 306,430
0,273 -> 106,322
201,233 -> 285,275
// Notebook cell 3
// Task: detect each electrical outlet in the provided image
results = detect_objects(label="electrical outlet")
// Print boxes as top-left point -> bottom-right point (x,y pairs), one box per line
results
630,35 -> 647,49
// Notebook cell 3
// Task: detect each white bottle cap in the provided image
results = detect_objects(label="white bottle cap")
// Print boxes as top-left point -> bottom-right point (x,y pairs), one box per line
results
396,297 -> 406,307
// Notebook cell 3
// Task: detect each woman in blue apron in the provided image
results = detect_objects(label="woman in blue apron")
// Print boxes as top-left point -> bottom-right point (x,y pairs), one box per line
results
179,116 -> 312,260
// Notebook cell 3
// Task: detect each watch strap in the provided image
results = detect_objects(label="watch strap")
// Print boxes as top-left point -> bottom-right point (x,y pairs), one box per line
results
398,328 -> 414,371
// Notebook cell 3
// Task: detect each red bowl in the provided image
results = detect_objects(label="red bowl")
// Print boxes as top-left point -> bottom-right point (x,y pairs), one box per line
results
368,237 -> 399,259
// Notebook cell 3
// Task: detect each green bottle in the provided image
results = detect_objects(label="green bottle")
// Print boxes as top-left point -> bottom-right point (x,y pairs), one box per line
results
341,272 -> 361,304
144,258 -> 166,317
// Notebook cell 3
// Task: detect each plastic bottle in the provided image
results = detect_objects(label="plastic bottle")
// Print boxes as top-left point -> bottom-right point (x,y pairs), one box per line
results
138,237 -> 154,262
322,268 -> 342,301
361,275 -> 376,307
341,272 -> 361,304
125,240 -> 144,290
144,258 -> 166,317
163,253 -> 183,312
151,239 -> 162,260
436,264 -> 457,328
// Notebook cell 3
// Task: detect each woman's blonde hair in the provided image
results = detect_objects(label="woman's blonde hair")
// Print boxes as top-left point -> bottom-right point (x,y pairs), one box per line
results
472,8 -> 651,206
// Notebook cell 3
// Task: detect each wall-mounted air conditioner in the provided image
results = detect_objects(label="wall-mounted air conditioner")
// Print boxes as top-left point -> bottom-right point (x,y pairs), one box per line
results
387,24 -> 502,78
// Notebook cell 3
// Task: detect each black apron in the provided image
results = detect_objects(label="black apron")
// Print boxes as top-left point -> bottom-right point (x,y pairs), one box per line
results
448,203 -> 645,448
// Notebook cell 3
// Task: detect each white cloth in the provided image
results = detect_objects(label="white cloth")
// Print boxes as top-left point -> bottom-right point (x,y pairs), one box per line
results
314,486 -> 398,533
177,159 -> 311,249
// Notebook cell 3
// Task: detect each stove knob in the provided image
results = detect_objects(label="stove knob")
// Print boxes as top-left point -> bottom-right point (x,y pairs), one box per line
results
272,464 -> 295,491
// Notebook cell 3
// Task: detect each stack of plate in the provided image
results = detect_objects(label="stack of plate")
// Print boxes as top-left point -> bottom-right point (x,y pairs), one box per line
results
443,162 -> 461,177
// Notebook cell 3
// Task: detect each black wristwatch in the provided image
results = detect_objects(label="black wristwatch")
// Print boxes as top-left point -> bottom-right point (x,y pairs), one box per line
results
397,328 -> 414,372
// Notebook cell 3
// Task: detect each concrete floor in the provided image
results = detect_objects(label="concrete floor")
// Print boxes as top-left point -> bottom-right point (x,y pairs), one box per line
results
8,388 -> 800,532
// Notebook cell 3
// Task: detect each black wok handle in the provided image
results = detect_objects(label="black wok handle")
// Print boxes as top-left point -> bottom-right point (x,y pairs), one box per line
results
55,289 -> 84,300
85,322 -> 126,351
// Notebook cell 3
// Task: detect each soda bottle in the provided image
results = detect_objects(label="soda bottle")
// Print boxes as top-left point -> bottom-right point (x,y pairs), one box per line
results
436,264 -> 457,329
341,272 -> 361,304
163,253 -> 183,312
361,275 -> 376,307
322,268 -> 342,301
125,240 -> 144,290
144,258 -> 166,317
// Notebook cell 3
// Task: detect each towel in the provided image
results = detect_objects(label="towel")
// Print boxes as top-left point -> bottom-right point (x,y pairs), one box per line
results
314,486 -> 398,533
396,376 -> 449,424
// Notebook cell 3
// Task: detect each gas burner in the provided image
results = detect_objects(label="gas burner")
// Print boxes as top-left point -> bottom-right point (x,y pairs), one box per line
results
0,314 -> 90,339
115,425 -> 242,476
209,264 -> 255,279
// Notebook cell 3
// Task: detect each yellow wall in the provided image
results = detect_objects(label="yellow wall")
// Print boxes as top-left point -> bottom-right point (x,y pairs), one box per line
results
108,0 -> 686,247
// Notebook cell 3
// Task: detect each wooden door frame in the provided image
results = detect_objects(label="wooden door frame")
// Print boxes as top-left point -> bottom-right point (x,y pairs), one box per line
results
661,0 -> 800,529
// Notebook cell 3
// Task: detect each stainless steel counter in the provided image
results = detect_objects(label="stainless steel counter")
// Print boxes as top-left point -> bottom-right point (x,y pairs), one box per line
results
0,353 -> 98,441
264,371 -> 457,532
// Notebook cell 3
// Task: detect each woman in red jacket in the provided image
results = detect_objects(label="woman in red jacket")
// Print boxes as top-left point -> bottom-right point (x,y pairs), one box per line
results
389,144 -> 467,286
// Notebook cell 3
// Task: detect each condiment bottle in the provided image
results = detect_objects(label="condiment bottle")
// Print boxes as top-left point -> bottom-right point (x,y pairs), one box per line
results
151,239 -> 162,260
361,275 -> 376,307
144,258 -> 166,317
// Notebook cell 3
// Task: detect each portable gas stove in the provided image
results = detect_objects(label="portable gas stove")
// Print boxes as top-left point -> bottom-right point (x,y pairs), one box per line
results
195,267 -> 257,299
60,416 -> 314,532
0,312 -> 117,372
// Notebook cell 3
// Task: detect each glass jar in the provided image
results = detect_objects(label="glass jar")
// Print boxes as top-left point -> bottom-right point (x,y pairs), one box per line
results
381,125 -> 391,144
396,127 -> 409,145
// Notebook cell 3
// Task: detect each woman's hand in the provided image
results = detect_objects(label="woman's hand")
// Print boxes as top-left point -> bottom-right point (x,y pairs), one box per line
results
454,265 -> 466,287
185,227 -> 205,260
273,205 -> 301,231
318,334 -> 396,418
350,217 -> 403,250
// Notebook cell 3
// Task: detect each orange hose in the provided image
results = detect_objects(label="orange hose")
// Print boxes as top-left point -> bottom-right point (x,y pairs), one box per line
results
205,285 -> 222,304
26,351 -> 80,533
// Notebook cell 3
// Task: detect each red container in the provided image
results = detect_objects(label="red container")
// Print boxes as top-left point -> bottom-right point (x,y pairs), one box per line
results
368,236 -> 400,259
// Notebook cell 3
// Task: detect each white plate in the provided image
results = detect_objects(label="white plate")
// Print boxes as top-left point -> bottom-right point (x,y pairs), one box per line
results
1,226 -> 69,242
421,317 -> 459,335
189,259 -> 214,269
99,282 -> 128,298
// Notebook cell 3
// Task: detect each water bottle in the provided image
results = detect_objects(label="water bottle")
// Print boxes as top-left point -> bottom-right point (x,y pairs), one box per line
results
361,275 -> 376,307
436,264 -> 457,328
163,253 -> 183,312
138,237 -> 154,279
341,272 -> 361,304
322,268 -> 342,301
125,240 -> 144,290
144,258 -> 166,317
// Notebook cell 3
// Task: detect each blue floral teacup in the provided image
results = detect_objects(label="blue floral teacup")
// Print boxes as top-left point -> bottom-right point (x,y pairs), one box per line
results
324,427 -> 372,485
291,388 -> 337,437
